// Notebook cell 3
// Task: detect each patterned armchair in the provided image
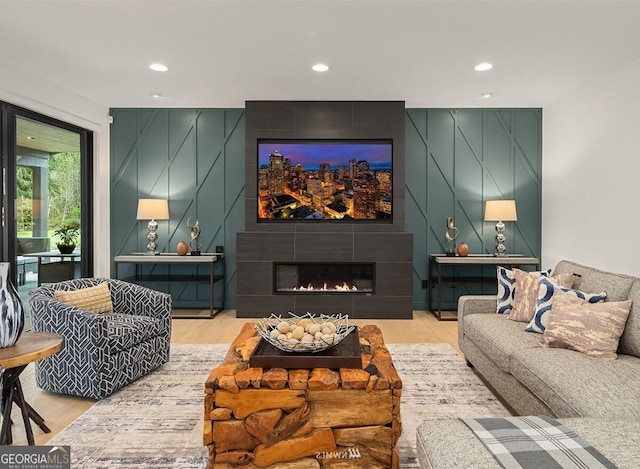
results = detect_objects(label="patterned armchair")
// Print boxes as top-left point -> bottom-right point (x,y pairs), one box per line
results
29,278 -> 171,399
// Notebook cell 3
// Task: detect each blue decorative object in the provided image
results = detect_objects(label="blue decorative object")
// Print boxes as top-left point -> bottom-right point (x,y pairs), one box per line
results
0,262 -> 25,347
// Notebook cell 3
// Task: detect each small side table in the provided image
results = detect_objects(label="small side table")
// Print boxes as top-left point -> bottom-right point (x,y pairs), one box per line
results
0,332 -> 63,445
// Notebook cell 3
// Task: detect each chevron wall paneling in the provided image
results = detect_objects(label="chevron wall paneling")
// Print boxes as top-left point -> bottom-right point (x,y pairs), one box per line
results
110,107 -> 539,314
405,109 -> 542,310
110,109 -> 245,309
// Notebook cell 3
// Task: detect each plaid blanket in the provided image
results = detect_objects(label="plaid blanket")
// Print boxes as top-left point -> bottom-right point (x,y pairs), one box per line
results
460,416 -> 617,469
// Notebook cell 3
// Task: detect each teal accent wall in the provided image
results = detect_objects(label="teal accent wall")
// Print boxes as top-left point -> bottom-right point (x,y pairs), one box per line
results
109,107 -> 540,312
110,109 -> 245,309
406,109 -> 542,310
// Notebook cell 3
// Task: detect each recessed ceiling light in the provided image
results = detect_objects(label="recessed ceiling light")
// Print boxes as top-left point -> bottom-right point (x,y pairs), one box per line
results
26,136 -> 35,140
312,63 -> 329,72
474,62 -> 493,72
151,93 -> 162,98
481,92 -> 493,98
149,63 -> 169,72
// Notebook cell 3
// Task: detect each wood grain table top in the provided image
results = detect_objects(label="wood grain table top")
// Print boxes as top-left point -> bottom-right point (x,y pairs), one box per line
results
0,331 -> 63,369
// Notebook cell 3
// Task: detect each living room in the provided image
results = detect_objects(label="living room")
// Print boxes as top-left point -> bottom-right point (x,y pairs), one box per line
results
2,1 -> 640,468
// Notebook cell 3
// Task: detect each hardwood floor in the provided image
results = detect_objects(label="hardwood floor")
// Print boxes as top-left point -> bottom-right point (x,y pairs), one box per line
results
7,309 -> 459,446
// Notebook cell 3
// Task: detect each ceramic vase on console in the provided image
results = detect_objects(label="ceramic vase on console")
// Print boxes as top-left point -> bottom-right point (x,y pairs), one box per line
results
0,262 -> 25,348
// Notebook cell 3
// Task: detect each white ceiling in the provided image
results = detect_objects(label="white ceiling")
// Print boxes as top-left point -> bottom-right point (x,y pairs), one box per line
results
2,0 -> 640,109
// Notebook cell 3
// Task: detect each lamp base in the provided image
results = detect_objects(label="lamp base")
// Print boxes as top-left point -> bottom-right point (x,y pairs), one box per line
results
494,221 -> 507,256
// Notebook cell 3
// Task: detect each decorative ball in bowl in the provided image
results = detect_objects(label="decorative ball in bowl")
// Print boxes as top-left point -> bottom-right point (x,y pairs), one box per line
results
255,312 -> 355,353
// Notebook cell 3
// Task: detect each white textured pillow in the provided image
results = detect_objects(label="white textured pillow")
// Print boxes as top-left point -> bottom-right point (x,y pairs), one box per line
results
54,282 -> 113,313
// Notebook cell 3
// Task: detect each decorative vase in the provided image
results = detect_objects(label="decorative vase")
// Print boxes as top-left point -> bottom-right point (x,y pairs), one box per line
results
0,262 -> 25,348
57,243 -> 76,254
176,241 -> 189,256
457,243 -> 469,257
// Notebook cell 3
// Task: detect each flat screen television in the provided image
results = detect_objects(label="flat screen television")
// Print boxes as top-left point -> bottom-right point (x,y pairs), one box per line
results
257,139 -> 393,222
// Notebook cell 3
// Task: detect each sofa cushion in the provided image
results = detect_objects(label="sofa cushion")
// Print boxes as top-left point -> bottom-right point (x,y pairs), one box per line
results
417,417 -> 640,469
620,280 -> 640,358
541,293 -> 631,359
525,277 -> 607,333
463,314 -> 541,373
496,266 -> 517,314
105,313 -> 165,351
511,346 -> 640,418
496,266 -> 550,315
552,260 -> 635,301
508,269 -> 543,322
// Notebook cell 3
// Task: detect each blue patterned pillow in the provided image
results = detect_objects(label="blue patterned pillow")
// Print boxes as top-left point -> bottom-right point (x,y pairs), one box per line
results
496,266 -> 550,314
525,277 -> 607,333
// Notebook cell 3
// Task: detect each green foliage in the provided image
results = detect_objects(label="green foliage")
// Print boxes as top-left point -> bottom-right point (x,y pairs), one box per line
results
53,222 -> 80,246
16,151 -> 81,236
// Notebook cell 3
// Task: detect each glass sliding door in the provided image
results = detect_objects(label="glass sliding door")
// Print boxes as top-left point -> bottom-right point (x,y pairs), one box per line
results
1,103 -> 93,329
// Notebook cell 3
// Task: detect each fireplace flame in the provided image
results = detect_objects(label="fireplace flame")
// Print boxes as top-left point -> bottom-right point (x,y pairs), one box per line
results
291,282 -> 359,292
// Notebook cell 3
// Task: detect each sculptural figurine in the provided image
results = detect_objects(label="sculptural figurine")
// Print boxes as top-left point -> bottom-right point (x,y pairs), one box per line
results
187,217 -> 202,255
445,217 -> 458,256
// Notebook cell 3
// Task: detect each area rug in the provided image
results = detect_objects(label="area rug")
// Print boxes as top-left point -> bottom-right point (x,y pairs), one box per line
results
49,343 -> 510,468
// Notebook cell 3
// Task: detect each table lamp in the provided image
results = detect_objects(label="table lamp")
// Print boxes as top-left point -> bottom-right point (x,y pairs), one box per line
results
136,199 -> 169,255
484,200 -> 517,256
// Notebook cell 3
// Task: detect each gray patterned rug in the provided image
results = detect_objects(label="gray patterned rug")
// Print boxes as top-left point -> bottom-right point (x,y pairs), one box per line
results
49,343 -> 510,468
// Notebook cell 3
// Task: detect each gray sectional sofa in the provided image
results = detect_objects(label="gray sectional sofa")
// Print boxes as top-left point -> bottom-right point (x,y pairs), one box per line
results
458,259 -> 640,418
416,259 -> 640,468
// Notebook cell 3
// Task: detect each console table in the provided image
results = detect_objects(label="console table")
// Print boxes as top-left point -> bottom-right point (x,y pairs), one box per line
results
113,253 -> 225,318
428,254 -> 540,321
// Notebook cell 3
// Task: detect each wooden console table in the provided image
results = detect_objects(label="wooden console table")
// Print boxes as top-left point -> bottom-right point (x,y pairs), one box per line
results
428,254 -> 540,321
0,332 -> 63,445
204,323 -> 402,468
113,253 -> 225,318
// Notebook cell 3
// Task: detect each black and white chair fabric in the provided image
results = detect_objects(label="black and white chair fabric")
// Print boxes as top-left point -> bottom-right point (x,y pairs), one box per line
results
29,278 -> 171,399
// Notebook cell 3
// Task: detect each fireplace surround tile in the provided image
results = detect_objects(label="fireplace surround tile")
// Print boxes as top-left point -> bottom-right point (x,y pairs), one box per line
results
237,232 -> 294,261
354,233 -> 413,262
294,233 -> 353,261
294,295 -> 355,315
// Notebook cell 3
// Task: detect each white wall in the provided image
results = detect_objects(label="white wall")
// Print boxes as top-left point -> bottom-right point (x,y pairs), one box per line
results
0,64 -> 112,277
543,57 -> 640,275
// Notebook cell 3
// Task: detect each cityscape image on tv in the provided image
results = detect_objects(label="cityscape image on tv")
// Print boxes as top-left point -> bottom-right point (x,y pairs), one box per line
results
257,140 -> 393,221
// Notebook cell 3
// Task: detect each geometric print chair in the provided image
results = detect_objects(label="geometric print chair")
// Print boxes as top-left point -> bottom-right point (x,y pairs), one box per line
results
29,278 -> 171,400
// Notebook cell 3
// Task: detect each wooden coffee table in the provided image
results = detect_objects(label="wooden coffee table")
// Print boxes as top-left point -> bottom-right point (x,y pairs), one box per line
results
203,323 -> 402,468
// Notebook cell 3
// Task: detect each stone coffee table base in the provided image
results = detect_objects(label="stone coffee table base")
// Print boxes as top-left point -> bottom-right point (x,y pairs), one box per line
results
204,323 -> 402,468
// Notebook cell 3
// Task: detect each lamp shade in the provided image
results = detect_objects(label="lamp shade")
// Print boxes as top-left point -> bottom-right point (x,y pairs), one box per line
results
484,200 -> 517,222
136,199 -> 169,220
